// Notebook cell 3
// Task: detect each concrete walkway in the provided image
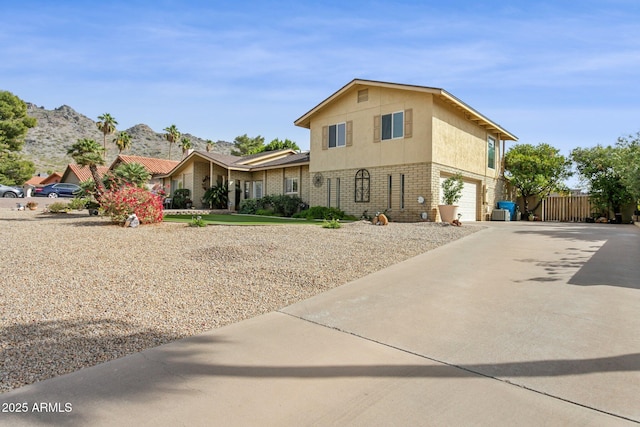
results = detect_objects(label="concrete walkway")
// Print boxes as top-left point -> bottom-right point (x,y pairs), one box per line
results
1,222 -> 639,426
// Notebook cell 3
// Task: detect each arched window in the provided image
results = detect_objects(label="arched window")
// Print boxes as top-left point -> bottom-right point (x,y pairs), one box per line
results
355,169 -> 370,203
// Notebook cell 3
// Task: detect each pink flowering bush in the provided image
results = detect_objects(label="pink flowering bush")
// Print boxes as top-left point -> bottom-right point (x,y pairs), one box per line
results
100,185 -> 164,225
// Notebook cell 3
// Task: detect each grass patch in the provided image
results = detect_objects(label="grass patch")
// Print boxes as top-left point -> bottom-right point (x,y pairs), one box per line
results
163,213 -> 323,226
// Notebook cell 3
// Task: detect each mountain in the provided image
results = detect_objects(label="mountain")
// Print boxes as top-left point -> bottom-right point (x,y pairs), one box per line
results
22,103 -> 234,173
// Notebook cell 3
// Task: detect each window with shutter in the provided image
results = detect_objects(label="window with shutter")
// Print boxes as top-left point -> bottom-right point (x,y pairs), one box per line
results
404,108 -> 413,138
322,126 -> 328,150
373,115 -> 381,143
327,123 -> 346,148
346,121 -> 353,146
381,111 -> 404,140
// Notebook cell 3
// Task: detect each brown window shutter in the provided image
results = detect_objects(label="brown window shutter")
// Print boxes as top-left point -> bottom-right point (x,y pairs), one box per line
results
404,108 -> 413,138
322,126 -> 328,150
346,121 -> 353,146
373,115 -> 381,143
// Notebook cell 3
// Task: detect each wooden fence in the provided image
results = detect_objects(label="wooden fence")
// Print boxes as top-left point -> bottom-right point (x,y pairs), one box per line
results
541,195 -> 592,222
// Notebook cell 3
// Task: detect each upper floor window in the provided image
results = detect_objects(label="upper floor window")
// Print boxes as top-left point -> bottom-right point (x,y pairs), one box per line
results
329,123 -> 346,148
382,111 -> 404,140
488,136 -> 496,169
322,121 -> 352,150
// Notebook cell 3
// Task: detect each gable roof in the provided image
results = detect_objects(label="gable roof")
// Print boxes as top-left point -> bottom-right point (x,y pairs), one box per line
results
61,164 -> 110,182
110,155 -> 179,175
294,78 -> 518,141
24,176 -> 46,186
162,149 -> 309,177
41,172 -> 62,185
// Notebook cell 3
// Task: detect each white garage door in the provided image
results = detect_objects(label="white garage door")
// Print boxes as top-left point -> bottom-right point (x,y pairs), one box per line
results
440,177 -> 477,222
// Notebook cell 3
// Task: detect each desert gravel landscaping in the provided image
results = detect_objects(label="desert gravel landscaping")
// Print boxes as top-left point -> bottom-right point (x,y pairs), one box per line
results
0,206 -> 481,393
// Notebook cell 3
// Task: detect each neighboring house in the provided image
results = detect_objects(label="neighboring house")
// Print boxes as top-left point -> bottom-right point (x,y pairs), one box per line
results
61,164 -> 110,185
293,79 -> 518,222
109,155 -> 179,191
24,172 -> 62,187
161,149 -> 310,209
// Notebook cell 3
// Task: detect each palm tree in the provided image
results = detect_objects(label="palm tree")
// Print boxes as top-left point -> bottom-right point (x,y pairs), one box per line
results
67,138 -> 105,199
96,113 -> 118,159
180,137 -> 193,157
113,131 -> 132,154
206,139 -> 215,152
163,124 -> 180,160
113,162 -> 150,187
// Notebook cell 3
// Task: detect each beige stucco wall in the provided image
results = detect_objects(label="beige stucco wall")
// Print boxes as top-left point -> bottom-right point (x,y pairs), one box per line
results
431,97 -> 501,178
309,85 -> 433,172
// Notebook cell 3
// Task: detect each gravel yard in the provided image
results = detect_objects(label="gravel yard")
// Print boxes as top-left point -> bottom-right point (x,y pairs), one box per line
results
0,206 -> 481,393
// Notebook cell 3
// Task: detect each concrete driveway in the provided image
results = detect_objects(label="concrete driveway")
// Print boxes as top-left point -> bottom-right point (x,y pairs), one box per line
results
1,222 -> 638,426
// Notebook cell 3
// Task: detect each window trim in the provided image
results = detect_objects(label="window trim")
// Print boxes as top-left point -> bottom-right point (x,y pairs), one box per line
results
284,177 -> 299,194
381,111 -> 404,141
328,122 -> 347,148
488,136 -> 496,169
253,181 -> 263,199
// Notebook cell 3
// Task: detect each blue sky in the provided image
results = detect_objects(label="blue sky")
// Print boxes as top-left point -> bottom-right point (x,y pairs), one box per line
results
2,0 -> 639,165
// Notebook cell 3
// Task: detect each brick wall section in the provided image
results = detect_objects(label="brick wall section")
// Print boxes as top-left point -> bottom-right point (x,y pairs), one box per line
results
309,162 -> 503,222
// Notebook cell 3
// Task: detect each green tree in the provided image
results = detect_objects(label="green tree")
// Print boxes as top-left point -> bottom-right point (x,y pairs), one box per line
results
205,139 -> 215,152
231,134 -> 265,156
179,137 -> 192,157
113,131 -> 132,154
112,162 -> 150,187
163,124 -> 180,160
96,113 -> 118,159
504,143 -> 572,216
615,132 -> 640,208
0,152 -> 35,185
571,144 -> 633,217
263,138 -> 300,152
0,91 -> 37,151
67,138 -> 106,199
0,91 -> 36,185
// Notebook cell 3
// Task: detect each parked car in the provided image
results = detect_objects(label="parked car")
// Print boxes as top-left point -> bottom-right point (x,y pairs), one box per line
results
0,184 -> 24,198
33,183 -> 81,198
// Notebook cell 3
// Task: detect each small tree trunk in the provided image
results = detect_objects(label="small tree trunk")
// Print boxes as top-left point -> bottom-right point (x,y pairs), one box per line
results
90,164 -> 104,202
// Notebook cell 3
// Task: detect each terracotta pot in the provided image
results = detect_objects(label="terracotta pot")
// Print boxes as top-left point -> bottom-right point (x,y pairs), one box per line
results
438,205 -> 459,223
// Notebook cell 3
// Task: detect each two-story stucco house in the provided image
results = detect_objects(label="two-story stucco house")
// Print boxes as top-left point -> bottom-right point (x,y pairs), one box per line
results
294,79 -> 518,222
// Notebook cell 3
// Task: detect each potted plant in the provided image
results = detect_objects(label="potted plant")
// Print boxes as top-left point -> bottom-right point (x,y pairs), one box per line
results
438,173 -> 464,223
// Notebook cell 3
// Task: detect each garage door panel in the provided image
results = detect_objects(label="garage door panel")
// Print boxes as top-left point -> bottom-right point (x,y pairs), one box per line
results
440,177 -> 477,222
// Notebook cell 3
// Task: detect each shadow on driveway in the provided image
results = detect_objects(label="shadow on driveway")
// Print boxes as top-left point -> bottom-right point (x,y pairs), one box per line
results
515,224 -> 640,290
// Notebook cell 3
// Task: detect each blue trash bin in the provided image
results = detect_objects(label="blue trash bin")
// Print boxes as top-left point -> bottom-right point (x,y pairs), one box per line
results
497,201 -> 517,221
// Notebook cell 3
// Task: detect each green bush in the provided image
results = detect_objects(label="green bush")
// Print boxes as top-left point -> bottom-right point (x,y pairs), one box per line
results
296,206 -> 352,220
322,219 -> 342,229
47,202 -> 70,213
256,208 -> 281,216
171,189 -> 192,209
238,198 -> 259,214
188,215 -> 207,227
202,183 -> 229,209
239,195 -> 304,217
68,196 -> 91,211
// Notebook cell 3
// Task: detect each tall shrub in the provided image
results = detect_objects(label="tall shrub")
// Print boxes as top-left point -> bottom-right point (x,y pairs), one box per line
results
100,185 -> 164,225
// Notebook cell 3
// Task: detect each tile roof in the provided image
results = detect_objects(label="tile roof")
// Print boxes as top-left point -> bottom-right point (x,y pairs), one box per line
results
67,164 -> 110,182
112,155 -> 179,175
41,172 -> 62,185
25,176 -> 46,186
